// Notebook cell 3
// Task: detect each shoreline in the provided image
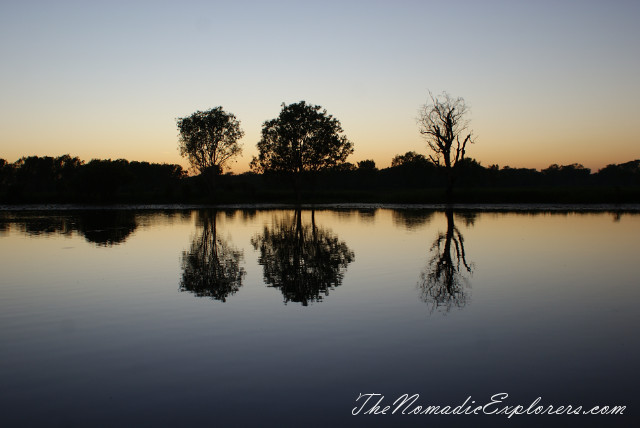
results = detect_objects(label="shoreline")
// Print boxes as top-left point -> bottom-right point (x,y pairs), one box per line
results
2,202 -> 640,212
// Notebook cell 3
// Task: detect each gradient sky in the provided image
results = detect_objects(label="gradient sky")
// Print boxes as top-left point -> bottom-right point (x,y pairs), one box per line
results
1,0 -> 638,173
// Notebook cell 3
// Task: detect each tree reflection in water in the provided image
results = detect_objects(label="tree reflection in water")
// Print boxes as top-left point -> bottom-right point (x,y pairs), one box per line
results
392,209 -> 435,230
251,210 -> 354,306
420,208 -> 473,312
0,210 -> 139,246
77,210 -> 138,246
180,211 -> 245,302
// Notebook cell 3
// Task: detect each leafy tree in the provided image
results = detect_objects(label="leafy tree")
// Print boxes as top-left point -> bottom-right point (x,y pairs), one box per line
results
391,151 -> 430,168
79,159 -> 132,201
418,92 -> 474,199
542,163 -> 591,185
250,101 -> 353,199
596,160 -> 640,185
177,107 -> 244,189
385,151 -> 436,190
11,155 -> 83,198
357,159 -> 377,171
330,162 -> 356,172
0,158 -> 9,190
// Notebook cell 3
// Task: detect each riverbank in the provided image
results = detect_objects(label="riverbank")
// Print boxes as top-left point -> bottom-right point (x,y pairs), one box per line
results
2,185 -> 639,207
2,202 -> 640,212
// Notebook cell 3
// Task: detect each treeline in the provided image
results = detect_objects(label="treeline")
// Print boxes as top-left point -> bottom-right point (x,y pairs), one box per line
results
1,154 -> 639,204
0,155 -> 185,203
289,155 -> 640,203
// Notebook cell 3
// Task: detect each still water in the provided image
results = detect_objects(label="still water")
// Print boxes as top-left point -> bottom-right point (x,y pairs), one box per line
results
1,208 -> 638,427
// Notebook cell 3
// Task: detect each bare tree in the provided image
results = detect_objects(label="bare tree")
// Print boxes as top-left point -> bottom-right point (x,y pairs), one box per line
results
418,92 -> 474,199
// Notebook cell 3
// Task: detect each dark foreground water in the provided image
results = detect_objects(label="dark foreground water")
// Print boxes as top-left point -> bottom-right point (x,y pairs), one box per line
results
1,208 -> 638,427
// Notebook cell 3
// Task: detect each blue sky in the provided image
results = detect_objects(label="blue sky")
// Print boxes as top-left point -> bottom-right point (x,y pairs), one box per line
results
1,0 -> 638,172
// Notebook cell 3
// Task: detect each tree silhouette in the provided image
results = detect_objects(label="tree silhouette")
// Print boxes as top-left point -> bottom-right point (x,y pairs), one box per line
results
419,209 -> 473,312
7,213 -> 75,238
180,211 -> 245,302
357,160 -> 377,171
454,211 -> 478,227
251,210 -> 354,305
177,107 -> 244,191
392,209 -> 435,230
76,210 -> 138,246
1,210 -> 138,246
250,101 -> 353,200
418,92 -> 474,199
391,151 -> 430,168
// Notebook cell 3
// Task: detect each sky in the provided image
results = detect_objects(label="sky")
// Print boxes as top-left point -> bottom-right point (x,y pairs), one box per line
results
1,0 -> 638,173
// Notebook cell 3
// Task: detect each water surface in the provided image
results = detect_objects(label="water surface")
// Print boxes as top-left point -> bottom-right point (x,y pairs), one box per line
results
1,208 -> 638,427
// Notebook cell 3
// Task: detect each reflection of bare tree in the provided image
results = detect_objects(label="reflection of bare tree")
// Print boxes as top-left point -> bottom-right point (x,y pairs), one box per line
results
420,209 -> 473,312
251,210 -> 354,306
180,211 -> 245,302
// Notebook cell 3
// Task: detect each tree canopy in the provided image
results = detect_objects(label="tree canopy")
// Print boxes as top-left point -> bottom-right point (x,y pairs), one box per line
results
177,107 -> 244,176
391,151 -> 431,168
250,101 -> 353,175
357,160 -> 377,171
